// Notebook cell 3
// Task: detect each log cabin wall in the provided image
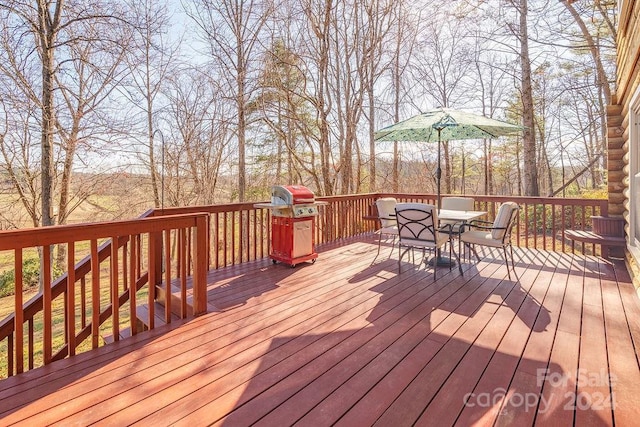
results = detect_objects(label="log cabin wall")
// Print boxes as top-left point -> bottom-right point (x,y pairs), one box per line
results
610,0 -> 640,289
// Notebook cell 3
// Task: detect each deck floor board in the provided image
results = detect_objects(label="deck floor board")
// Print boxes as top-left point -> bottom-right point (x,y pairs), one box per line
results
1,235 -> 639,426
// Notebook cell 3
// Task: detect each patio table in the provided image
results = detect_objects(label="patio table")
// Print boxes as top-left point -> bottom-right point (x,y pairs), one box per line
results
437,209 -> 487,223
434,209 -> 487,267
384,208 -> 487,267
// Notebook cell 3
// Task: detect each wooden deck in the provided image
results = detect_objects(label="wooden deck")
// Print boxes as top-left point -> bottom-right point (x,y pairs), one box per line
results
1,235 -> 640,426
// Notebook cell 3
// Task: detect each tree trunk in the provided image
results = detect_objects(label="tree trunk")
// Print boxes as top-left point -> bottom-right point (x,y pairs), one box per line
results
39,0 -> 60,227
392,11 -> 402,193
519,0 -> 539,196
368,85 -> 376,192
147,68 -> 160,208
237,54 -> 247,202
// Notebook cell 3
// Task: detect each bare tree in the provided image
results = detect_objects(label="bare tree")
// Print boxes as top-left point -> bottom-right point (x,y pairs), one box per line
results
412,15 -> 475,194
297,0 -> 337,195
387,1 -> 419,192
0,95 -> 41,228
0,1 -> 135,227
0,0 -> 62,227
122,0 -> 180,208
186,0 -> 273,202
470,25 -> 510,196
255,37 -> 310,185
164,68 -> 233,205
556,0 -> 616,188
330,0 -> 369,194
357,0 -> 395,192
52,13 -> 134,267
514,0 -> 539,196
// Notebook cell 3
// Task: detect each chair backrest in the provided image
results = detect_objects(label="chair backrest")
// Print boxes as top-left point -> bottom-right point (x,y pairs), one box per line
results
376,197 -> 397,227
441,197 -> 475,226
441,196 -> 475,211
395,203 -> 438,243
492,202 -> 519,241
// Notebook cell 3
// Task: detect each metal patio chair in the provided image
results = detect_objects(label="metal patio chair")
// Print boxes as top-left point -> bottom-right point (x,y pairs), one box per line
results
460,201 -> 520,280
374,197 -> 398,258
395,202 -> 459,280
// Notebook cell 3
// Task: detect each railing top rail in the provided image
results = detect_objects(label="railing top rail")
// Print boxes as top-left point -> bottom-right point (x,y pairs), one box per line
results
377,192 -> 607,205
148,193 -> 608,223
152,193 -> 382,217
0,213 -> 209,251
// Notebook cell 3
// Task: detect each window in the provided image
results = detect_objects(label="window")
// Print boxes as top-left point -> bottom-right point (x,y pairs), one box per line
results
629,88 -> 640,254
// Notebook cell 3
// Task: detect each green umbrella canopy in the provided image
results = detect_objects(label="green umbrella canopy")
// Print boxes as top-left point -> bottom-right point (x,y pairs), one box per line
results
374,108 -> 522,211
374,108 -> 522,142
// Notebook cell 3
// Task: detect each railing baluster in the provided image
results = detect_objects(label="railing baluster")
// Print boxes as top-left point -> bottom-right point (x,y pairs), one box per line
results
252,209 -> 257,261
67,241 -> 76,356
223,213 -> 228,267
129,235 -> 137,336
187,228 -> 193,276
81,276 -> 86,329
580,205 -> 587,253
560,204 -> 566,253
8,331 -> 14,377
91,239 -> 100,349
14,249 -> 23,374
552,204 -> 557,252
180,228 -> 187,318
148,234 -> 157,330
533,203 -> 538,249
214,212 -> 219,269
543,202 -> 547,250
245,209 -> 250,263
122,240 -> 128,292
43,244 -> 52,364
524,204 -> 529,248
232,211 -> 237,265
136,234 -> 142,279
164,229 -> 172,324
28,317 -> 33,370
110,237 -> 120,342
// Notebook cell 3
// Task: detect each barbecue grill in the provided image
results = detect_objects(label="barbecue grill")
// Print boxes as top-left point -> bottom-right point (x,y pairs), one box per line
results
254,185 -> 326,267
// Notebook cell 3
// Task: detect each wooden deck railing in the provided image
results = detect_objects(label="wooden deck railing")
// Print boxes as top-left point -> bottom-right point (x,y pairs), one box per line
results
0,192 -> 610,378
151,193 -> 380,269
377,194 -> 610,254
0,213 -> 208,377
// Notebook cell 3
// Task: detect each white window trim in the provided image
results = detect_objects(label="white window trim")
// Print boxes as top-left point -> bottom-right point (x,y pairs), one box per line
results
628,86 -> 640,261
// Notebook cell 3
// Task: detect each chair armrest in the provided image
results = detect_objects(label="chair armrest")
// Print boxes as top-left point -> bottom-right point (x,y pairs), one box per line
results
467,220 -> 507,232
468,219 -> 493,226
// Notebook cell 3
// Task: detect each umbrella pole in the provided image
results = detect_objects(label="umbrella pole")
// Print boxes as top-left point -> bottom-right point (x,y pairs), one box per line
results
437,128 -> 442,212
431,127 -> 452,268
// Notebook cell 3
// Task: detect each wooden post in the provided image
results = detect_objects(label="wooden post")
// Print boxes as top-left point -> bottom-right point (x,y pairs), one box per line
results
192,214 -> 209,316
147,231 -> 163,330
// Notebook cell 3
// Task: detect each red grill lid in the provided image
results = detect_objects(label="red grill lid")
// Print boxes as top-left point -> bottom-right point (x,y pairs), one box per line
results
272,185 -> 315,204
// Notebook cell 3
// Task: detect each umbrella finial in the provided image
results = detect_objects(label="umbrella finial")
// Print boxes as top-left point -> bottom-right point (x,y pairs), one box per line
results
432,114 -> 458,131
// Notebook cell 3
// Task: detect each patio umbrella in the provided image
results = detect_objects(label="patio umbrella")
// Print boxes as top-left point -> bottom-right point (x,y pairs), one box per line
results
374,107 -> 522,209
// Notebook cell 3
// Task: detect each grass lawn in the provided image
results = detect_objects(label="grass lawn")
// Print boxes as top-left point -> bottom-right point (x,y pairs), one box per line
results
0,262 -> 150,379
